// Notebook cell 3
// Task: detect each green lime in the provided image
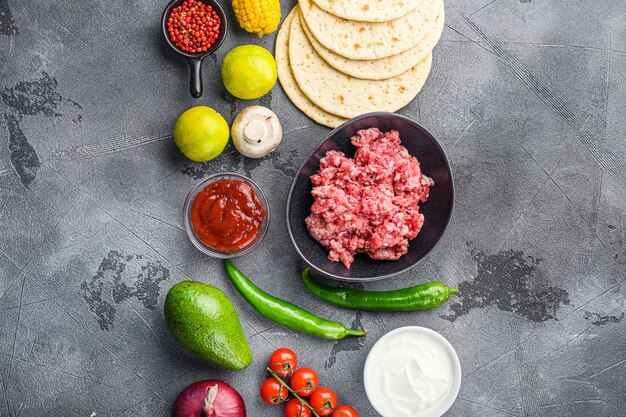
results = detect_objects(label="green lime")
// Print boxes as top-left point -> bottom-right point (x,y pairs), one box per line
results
221,45 -> 277,100
173,106 -> 229,162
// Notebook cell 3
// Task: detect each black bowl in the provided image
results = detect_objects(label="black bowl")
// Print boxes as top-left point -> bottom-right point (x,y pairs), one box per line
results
162,0 -> 228,98
286,112 -> 454,281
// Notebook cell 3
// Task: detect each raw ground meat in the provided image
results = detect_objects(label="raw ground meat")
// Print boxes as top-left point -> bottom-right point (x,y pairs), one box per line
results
305,128 -> 434,268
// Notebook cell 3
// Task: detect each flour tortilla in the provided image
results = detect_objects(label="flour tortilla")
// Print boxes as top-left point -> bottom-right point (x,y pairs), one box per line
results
290,8 -> 432,119
298,0 -> 441,60
302,3 -> 444,80
275,9 -> 347,128
311,0 -> 425,22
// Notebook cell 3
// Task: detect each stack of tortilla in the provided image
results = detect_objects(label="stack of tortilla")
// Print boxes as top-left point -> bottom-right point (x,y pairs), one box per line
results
275,0 -> 445,128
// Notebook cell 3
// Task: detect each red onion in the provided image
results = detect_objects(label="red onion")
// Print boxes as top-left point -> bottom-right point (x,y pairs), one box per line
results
171,379 -> 246,417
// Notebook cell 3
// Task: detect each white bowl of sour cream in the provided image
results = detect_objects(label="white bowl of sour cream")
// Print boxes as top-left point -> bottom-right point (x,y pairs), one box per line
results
363,326 -> 461,417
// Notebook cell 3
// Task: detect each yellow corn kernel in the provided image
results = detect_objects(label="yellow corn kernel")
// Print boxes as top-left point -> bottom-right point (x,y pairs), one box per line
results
232,0 -> 281,37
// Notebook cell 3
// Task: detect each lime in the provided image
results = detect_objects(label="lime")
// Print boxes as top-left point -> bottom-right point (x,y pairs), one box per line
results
221,45 -> 277,100
173,106 -> 229,162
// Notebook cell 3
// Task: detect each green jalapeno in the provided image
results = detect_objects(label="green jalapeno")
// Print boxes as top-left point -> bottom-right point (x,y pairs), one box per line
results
301,268 -> 459,311
224,260 -> 366,340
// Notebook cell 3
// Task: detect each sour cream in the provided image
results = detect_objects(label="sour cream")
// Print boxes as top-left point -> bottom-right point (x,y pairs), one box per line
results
363,327 -> 461,417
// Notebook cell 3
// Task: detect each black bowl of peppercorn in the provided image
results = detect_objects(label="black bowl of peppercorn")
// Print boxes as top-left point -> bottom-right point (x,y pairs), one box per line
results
162,0 -> 228,98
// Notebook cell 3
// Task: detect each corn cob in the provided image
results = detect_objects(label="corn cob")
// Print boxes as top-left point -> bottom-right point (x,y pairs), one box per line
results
231,0 -> 281,37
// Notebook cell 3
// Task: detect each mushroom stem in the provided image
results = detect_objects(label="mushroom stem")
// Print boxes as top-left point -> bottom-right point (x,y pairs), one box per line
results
244,119 -> 269,144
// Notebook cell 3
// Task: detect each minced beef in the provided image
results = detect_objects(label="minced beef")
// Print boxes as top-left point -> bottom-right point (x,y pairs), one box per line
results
305,128 -> 434,268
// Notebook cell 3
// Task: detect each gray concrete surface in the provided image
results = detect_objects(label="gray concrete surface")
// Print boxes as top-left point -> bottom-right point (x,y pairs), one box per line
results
1,0 -> 625,415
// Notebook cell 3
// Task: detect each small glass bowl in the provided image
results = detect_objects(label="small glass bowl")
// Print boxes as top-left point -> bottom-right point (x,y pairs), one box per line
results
183,172 -> 270,258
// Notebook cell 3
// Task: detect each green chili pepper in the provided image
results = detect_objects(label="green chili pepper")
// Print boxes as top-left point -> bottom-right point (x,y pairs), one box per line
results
224,260 -> 366,340
301,268 -> 459,311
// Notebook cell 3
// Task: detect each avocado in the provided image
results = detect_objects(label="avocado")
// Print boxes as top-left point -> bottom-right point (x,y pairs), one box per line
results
164,281 -> 252,370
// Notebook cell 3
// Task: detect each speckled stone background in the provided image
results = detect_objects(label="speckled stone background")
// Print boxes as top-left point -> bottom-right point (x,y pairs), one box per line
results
0,0 -> 625,416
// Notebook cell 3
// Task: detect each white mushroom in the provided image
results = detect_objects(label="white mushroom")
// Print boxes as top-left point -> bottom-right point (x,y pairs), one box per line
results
231,106 -> 282,158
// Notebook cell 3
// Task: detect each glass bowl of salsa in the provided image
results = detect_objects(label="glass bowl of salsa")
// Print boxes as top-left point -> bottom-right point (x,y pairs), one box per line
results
183,172 -> 270,258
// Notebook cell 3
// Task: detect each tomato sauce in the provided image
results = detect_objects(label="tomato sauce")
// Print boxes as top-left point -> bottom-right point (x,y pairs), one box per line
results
191,179 -> 266,251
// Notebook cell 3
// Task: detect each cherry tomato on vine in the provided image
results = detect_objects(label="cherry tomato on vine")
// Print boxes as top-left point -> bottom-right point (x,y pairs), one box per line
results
290,367 -> 319,397
269,348 -> 298,377
284,398 -> 312,417
332,405 -> 358,417
310,387 -> 337,416
260,378 -> 288,405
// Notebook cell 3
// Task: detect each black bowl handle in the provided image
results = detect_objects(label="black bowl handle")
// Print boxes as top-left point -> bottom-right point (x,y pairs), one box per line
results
189,57 -> 203,98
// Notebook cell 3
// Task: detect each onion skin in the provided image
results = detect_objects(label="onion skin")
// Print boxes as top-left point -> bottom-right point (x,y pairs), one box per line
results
171,379 -> 246,417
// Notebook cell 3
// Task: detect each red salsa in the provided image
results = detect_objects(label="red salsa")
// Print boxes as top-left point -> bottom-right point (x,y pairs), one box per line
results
167,0 -> 221,54
191,179 -> 266,252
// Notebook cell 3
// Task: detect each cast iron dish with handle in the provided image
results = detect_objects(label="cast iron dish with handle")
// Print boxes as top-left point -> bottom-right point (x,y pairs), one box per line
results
161,0 -> 228,98
286,112 -> 454,282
